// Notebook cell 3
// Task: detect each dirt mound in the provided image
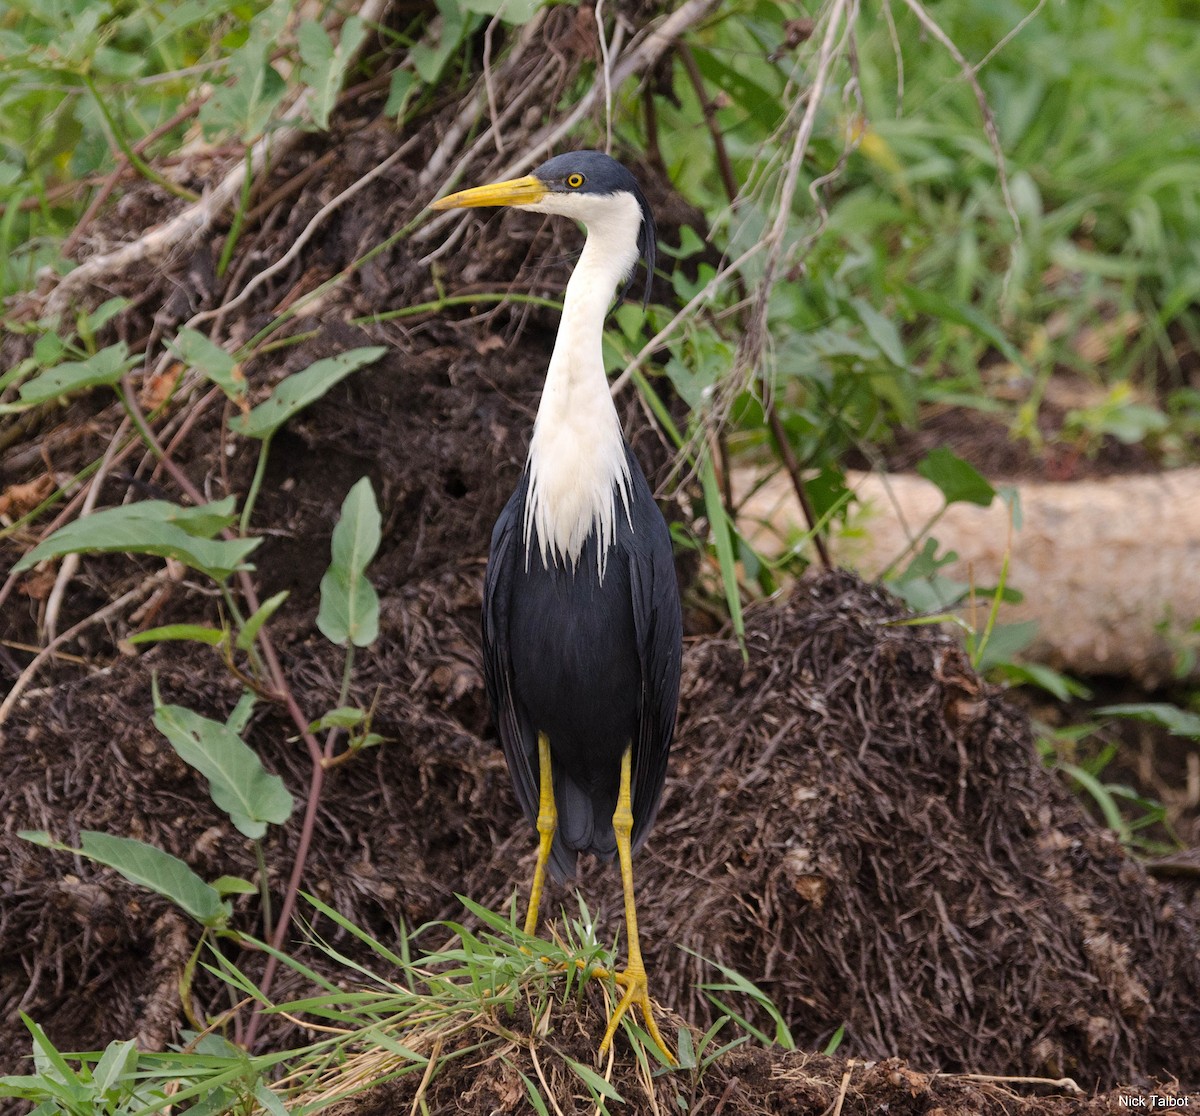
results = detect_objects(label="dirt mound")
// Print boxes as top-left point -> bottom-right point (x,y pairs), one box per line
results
635,574 -> 1200,1084
1,92 -> 692,1085
4,569 -> 1198,1091
454,573 -> 1200,1090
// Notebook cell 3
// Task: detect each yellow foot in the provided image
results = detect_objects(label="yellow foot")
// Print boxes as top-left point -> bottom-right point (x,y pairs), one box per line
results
597,964 -> 676,1065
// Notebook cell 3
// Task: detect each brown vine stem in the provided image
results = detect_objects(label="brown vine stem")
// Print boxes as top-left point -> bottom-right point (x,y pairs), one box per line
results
115,383 -> 327,1050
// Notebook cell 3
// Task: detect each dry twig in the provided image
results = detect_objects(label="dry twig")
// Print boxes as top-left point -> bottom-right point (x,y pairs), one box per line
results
895,0 -> 1025,306
188,139 -> 418,333
0,575 -> 164,734
739,0 -> 856,381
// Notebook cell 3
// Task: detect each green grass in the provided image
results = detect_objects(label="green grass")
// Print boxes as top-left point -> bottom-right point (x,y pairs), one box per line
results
0,894 -> 796,1115
853,0 -> 1200,423
1036,721 -> 1178,855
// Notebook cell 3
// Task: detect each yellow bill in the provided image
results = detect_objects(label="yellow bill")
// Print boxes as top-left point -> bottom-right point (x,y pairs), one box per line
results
430,174 -> 547,210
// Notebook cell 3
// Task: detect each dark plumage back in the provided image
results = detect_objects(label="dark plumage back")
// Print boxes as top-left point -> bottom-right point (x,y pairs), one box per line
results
482,451 -> 681,882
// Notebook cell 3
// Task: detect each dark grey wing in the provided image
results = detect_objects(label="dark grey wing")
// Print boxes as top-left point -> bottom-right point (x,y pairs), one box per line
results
626,462 -> 683,853
481,475 -> 540,828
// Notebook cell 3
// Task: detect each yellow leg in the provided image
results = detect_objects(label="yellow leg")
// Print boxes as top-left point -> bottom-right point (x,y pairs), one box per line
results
598,747 -> 676,1064
523,732 -> 556,937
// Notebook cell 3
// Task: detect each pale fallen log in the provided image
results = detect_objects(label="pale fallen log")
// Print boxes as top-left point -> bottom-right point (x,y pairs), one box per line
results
734,467 -> 1200,686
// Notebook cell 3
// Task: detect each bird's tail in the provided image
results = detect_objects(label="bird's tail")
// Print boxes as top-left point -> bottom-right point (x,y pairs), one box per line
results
549,838 -> 577,883
549,770 -> 616,883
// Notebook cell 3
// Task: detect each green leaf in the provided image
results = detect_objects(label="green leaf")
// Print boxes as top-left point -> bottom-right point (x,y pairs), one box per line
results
0,1075 -> 63,1102
231,347 -> 387,440
562,1056 -> 624,1103
153,681 -> 294,838
900,285 -> 1024,368
665,344 -> 726,411
17,343 -> 134,405
254,1082 -> 289,1116
457,894 -> 522,936
1095,703 -> 1200,739
309,706 -> 365,732
19,831 -> 228,926
674,1027 -> 696,1071
236,589 -> 288,651
83,297 -> 130,334
127,624 -> 228,646
658,225 -> 706,262
700,449 -> 744,646
690,46 -> 780,131
517,1070 -> 551,1116
12,499 -> 259,581
168,328 -> 245,403
1058,763 -> 1130,840
226,691 -> 257,736
200,59 -> 286,140
298,16 -> 367,131
385,69 -> 416,117
33,333 -> 66,366
888,538 -> 971,612
197,4 -> 289,141
410,0 -> 476,84
300,891 -> 408,969
458,0 -> 539,22
850,297 -> 907,367
158,495 -> 241,538
317,477 -> 381,647
993,661 -> 1091,702
916,447 -> 996,508
22,1014 -> 77,1084
686,947 -> 795,1050
211,875 -> 258,896
92,1039 -> 138,1098
971,619 -> 1037,673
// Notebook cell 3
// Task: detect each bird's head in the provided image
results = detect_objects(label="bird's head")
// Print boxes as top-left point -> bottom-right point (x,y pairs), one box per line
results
431,150 -> 656,306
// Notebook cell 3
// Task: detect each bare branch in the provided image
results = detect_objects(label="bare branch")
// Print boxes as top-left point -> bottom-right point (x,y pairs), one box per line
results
738,0 -> 857,385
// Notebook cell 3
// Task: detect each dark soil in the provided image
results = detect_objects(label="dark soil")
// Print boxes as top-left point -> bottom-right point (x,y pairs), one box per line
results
855,391 -> 1163,482
2,20 -> 1199,1114
4,570 -> 1199,1100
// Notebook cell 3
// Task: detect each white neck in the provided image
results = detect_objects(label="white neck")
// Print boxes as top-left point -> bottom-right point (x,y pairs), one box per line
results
523,192 -> 643,574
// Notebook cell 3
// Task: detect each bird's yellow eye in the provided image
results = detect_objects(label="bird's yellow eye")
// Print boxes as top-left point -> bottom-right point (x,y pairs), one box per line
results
566,173 -> 585,189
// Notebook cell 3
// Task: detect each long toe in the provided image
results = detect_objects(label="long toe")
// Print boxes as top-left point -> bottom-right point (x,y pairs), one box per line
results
598,966 -> 676,1065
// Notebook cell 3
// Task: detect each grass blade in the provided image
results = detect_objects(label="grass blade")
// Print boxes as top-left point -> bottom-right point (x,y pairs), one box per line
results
700,447 -> 744,646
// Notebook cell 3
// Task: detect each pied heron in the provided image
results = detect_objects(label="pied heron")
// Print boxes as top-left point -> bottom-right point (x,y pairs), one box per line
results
432,151 -> 682,1061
